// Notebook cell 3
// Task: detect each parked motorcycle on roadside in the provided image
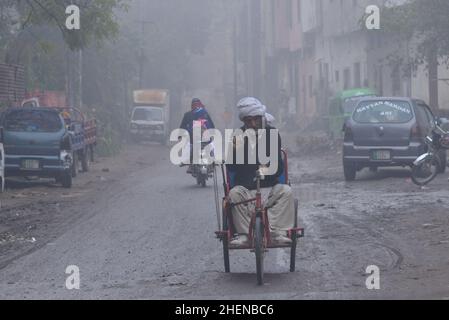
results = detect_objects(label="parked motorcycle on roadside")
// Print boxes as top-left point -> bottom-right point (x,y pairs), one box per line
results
411,120 -> 449,186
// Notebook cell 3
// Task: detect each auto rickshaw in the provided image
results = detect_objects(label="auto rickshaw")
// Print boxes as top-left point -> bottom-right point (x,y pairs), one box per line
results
328,88 -> 377,138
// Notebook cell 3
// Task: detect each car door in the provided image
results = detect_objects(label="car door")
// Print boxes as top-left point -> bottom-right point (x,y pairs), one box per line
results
417,102 -> 436,137
414,103 -> 432,138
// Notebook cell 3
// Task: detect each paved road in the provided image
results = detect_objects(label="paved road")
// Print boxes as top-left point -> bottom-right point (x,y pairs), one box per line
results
0,144 -> 448,299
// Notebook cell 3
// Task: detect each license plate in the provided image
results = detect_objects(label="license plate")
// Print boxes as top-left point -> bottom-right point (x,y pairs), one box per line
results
21,159 -> 40,170
372,150 -> 391,161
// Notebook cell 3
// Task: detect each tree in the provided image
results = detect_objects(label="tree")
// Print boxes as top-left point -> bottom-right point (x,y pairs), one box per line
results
382,0 -> 449,110
14,0 -> 128,50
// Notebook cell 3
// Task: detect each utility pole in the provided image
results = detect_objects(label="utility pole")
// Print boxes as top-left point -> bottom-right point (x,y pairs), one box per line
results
136,19 -> 155,89
233,19 -> 238,105
78,49 -> 82,109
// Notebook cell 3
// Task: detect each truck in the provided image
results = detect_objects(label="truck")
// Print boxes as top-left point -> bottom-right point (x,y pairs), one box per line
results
0,90 -> 97,189
21,90 -> 97,175
129,89 -> 170,144
0,107 -> 74,188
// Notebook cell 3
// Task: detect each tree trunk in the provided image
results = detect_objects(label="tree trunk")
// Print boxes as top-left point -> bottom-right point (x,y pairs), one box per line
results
428,47 -> 439,111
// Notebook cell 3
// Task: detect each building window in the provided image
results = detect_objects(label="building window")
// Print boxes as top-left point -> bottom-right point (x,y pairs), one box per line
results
344,68 -> 351,90
354,62 -> 361,87
392,65 -> 401,95
335,70 -> 340,83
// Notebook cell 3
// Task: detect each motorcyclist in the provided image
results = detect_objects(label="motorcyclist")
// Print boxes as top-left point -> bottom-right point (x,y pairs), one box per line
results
179,98 -> 215,173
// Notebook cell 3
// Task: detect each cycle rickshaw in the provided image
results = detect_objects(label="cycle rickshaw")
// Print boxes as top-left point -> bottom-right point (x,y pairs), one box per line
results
213,150 -> 304,285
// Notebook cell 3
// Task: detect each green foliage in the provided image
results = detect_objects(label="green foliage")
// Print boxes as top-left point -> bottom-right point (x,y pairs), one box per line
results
382,0 -> 449,64
1,0 -> 222,158
16,0 -> 128,50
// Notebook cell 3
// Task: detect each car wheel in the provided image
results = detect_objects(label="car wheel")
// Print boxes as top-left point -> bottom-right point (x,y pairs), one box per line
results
61,171 -> 72,188
344,161 -> 357,181
81,148 -> 90,172
71,152 -> 78,178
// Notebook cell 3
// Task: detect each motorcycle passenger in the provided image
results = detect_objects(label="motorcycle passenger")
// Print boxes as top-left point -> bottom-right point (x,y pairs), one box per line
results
226,97 -> 295,246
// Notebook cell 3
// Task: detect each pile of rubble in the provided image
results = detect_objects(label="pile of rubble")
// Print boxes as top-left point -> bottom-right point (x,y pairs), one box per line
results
284,130 -> 342,157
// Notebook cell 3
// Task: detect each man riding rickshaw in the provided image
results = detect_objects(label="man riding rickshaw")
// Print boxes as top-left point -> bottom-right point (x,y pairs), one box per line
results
215,97 -> 304,285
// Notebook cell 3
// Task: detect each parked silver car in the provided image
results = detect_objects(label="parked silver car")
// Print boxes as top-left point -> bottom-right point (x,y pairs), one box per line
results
343,97 -> 447,181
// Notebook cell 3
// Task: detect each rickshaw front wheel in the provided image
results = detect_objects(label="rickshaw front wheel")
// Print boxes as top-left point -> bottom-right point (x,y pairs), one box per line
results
290,199 -> 299,272
222,209 -> 230,273
255,216 -> 264,286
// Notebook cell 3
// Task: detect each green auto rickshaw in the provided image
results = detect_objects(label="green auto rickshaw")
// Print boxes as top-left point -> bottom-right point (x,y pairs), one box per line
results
328,88 -> 377,138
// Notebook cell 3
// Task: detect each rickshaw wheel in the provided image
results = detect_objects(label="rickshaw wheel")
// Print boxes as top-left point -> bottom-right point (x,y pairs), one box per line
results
222,208 -> 230,273
255,216 -> 264,285
290,199 -> 299,272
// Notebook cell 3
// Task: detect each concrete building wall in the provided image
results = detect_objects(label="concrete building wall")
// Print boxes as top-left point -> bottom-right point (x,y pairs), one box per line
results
231,0 -> 449,132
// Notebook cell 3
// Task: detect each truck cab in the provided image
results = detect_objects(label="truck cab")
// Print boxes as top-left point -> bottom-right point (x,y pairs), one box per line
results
130,106 -> 167,143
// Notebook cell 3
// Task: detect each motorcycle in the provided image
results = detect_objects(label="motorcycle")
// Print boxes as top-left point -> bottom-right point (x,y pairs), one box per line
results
191,146 -> 214,187
411,120 -> 449,186
181,141 -> 214,188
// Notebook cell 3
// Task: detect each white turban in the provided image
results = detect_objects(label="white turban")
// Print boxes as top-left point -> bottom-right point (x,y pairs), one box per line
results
237,97 -> 267,121
265,113 -> 275,126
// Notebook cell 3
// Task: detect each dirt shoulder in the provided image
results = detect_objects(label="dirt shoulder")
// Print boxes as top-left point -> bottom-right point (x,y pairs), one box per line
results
0,144 -> 167,270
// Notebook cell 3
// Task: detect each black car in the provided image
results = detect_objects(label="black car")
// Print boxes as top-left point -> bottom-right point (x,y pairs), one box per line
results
343,97 -> 447,181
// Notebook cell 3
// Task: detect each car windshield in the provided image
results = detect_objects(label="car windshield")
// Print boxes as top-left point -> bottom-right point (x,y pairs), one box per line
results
343,96 -> 375,114
4,110 -> 63,133
353,100 -> 413,123
132,108 -> 163,121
